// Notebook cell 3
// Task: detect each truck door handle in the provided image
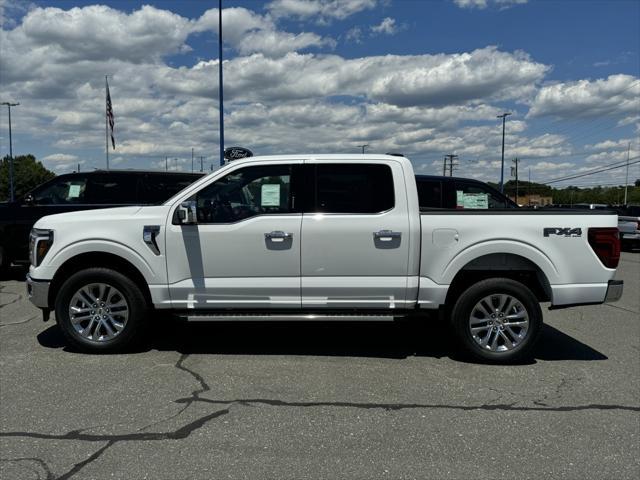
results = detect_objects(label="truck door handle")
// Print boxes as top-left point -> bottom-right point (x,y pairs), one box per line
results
265,231 -> 292,242
373,230 -> 401,241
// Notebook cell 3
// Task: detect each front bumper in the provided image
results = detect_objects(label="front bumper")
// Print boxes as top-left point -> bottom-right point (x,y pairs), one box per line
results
26,274 -> 50,309
604,280 -> 623,303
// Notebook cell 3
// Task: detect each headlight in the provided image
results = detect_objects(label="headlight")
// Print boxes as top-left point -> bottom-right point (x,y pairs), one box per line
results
29,229 -> 54,267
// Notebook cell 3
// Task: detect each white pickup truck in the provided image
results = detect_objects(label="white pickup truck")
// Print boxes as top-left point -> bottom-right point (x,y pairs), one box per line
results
26,154 -> 623,362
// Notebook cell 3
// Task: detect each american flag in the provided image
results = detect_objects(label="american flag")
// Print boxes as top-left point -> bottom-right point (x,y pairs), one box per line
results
106,80 -> 115,149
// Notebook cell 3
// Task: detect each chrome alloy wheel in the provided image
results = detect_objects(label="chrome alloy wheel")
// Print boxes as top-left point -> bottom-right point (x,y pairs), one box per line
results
468,294 -> 529,352
68,283 -> 129,342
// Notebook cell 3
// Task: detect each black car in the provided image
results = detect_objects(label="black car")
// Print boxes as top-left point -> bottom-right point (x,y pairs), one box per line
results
415,175 -> 518,209
0,170 -> 204,267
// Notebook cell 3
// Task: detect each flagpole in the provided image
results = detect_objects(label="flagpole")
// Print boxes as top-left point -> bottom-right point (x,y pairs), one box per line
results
105,75 -> 109,170
218,0 -> 224,166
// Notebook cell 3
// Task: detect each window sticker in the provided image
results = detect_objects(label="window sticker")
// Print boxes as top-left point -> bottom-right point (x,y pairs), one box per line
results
456,190 -> 488,209
463,193 -> 488,209
261,184 -> 281,206
68,184 -> 82,198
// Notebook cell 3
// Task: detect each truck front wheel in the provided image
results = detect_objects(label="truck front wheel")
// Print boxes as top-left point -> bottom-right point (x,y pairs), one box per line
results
450,278 -> 543,363
55,268 -> 148,353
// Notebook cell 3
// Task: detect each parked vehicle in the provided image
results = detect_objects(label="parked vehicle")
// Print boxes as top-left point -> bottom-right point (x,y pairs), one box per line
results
26,155 -> 623,362
573,203 -> 609,210
415,175 -> 517,209
617,205 -> 640,249
0,170 -> 204,268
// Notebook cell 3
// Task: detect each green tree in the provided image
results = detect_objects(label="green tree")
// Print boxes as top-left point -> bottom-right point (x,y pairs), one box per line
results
0,155 -> 55,202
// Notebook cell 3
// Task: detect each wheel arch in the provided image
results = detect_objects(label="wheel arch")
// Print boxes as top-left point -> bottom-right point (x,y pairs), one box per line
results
444,252 -> 552,308
48,252 -> 153,308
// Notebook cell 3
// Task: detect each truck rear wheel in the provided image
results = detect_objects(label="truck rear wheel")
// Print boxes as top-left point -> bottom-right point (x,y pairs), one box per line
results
55,268 -> 148,353
450,278 -> 542,363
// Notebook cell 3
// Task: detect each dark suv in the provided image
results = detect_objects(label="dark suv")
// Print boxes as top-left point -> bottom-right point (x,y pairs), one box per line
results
415,175 -> 518,209
0,170 -> 204,267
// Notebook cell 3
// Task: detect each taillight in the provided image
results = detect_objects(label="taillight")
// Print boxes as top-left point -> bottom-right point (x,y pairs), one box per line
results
588,227 -> 620,269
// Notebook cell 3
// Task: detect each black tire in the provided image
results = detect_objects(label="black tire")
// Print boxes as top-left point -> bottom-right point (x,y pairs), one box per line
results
450,278 -> 543,363
55,267 -> 148,353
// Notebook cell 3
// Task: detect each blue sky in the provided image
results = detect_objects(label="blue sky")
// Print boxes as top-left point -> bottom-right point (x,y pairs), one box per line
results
0,0 -> 638,190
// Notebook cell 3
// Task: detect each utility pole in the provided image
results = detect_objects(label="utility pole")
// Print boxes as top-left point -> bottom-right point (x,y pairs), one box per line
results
218,0 -> 225,166
200,156 -> 204,172
528,168 -> 531,206
443,156 -> 447,176
512,157 -> 520,204
497,112 -> 511,193
191,148 -> 194,172
165,156 -> 168,172
1,101 -> 19,202
444,154 -> 458,177
174,158 -> 178,171
624,142 -> 631,205
358,144 -> 368,154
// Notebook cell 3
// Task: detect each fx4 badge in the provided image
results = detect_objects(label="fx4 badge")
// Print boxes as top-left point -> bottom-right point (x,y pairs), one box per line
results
544,227 -> 582,237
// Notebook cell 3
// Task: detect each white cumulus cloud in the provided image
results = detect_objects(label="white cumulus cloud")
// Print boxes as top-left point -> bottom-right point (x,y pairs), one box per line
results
528,75 -> 640,119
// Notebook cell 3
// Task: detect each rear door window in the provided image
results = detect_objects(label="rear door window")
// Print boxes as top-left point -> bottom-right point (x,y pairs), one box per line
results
313,164 -> 394,214
416,179 -> 443,208
453,181 -> 512,209
86,174 -> 138,204
139,174 -> 202,204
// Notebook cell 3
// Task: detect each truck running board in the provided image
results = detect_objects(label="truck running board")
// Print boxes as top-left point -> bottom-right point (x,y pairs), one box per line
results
180,313 -> 398,322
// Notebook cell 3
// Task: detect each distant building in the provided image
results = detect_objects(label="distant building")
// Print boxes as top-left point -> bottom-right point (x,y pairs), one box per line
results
509,194 -> 553,207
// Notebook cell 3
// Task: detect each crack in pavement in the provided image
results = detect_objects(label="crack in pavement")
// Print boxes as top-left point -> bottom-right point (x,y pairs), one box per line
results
0,409 -> 230,442
604,303 -> 640,315
533,377 -> 573,407
138,353 -> 210,432
0,315 -> 38,328
2,353 -> 638,478
0,353 -> 221,479
173,396 -> 640,413
0,409 -> 229,479
0,456 -> 54,480
0,289 -> 23,310
56,441 -> 114,480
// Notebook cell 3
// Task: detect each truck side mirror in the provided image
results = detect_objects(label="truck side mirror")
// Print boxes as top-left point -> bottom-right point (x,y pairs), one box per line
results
177,201 -> 197,224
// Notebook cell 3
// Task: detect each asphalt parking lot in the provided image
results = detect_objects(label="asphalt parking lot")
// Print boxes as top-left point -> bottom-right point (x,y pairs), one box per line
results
1,252 -> 639,480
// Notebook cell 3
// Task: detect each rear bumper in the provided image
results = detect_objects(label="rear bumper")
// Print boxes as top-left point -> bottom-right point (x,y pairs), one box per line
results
604,280 -> 623,303
550,280 -> 623,308
26,274 -> 50,309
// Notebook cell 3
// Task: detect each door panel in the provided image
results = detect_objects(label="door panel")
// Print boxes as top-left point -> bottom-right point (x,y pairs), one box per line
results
301,161 -> 411,309
166,216 -> 302,308
165,162 -> 303,309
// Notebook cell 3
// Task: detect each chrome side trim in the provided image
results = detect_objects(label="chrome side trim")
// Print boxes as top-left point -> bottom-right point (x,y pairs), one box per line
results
184,313 -> 397,322
26,274 -> 50,309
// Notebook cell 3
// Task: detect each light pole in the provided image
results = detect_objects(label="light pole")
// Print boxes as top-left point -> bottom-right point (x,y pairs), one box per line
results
1,102 -> 19,202
358,144 -> 368,154
497,112 -> 511,193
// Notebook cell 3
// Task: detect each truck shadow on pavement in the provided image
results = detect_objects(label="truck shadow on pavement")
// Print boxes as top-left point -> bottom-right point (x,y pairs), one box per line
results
37,320 -> 607,363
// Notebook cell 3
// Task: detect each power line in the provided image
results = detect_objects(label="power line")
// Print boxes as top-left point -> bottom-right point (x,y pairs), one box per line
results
541,157 -> 636,183
543,157 -> 640,185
